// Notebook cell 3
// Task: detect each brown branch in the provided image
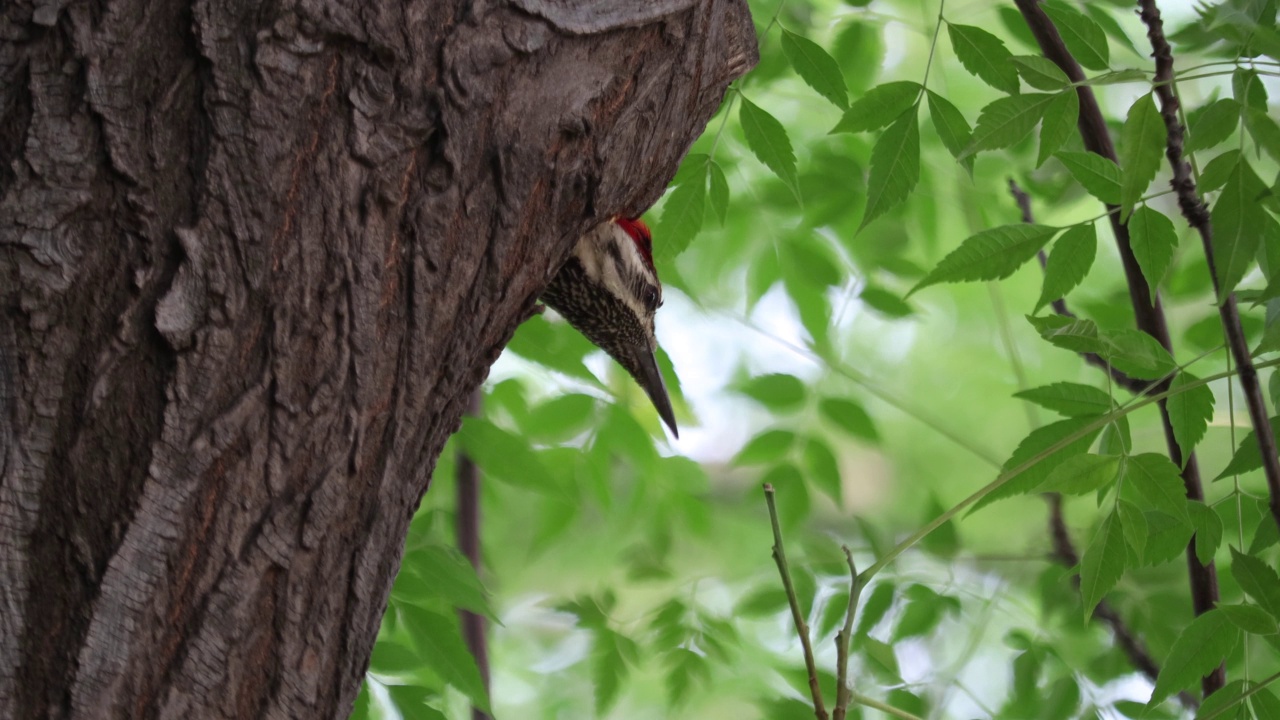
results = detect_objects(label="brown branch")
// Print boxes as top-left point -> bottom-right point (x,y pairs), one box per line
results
457,392 -> 491,720
1012,0 -> 1223,697
1009,180 -> 1152,395
1138,0 -> 1280,536
764,484 -> 828,720
833,548 -> 860,720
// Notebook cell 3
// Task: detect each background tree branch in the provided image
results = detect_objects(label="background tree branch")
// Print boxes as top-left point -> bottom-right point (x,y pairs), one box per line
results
1013,0 -> 1223,696
1137,0 -> 1280,535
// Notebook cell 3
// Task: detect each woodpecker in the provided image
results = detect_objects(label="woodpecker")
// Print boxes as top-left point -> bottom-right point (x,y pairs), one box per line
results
541,217 -> 679,438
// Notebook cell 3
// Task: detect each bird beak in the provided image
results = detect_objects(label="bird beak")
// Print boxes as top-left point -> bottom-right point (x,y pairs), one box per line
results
631,349 -> 679,438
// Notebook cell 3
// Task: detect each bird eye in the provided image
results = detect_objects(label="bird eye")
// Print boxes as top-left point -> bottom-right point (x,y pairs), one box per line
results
643,286 -> 660,312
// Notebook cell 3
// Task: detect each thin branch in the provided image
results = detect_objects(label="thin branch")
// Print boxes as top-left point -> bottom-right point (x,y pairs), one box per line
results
1008,180 -> 1151,395
833,548 -> 860,720
1138,0 -> 1280,536
764,484 -> 828,720
1012,180 -> 1192,708
1013,0 -> 1223,696
456,391 -> 490,720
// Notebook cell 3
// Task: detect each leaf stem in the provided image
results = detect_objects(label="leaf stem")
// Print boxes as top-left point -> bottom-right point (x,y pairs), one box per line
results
850,691 -> 923,720
918,0 -> 947,96
764,484 -> 828,720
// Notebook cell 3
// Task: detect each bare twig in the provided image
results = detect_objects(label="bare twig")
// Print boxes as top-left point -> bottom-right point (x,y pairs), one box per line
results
1138,0 -> 1280,536
1013,0 -> 1223,696
764,484 -> 828,720
457,391 -> 491,720
1009,179 -> 1152,395
833,547 -> 860,720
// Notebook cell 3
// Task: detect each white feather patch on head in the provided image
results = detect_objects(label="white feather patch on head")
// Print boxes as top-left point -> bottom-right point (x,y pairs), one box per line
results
571,222 -> 661,345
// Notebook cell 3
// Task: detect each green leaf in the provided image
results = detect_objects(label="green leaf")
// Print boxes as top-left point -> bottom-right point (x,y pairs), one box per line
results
1103,328 -> 1177,380
1187,98 -> 1241,153
1084,4 -> 1141,57
1234,68 -> 1269,111
819,397 -> 879,442
740,373 -> 807,411
909,224 -> 1059,295
859,286 -> 915,318
1188,501 -> 1223,566
592,630 -> 632,714
1027,314 -> 1107,355
734,429 -> 796,465
656,168 -> 706,261
947,23 -> 1020,94
1042,1 -> 1110,70
975,416 -> 1103,510
1144,510 -> 1195,567
401,606 -> 492,712
457,417 -> 555,490
526,393 -> 597,443
781,28 -> 849,109
1117,499 -> 1148,564
860,110 -> 920,232
1213,157 -> 1268,300
926,90 -> 974,175
1149,609 -> 1239,707
1246,105 -> 1280,164
855,583 -> 896,636
1199,149 -> 1240,193
739,96 -> 800,200
964,93 -> 1057,157
1128,205 -> 1178,304
1038,90 -> 1079,167
1080,510 -> 1126,617
1014,382 -> 1112,417
1124,453 -> 1190,522
831,81 -> 920,134
369,640 -> 423,677
921,495 -> 959,557
1231,547 -> 1280,620
1215,416 -> 1280,480
804,437 -> 842,505
1166,372 -> 1215,462
1197,681 -> 1250,720
1037,223 -> 1097,311
1037,453 -> 1121,495
403,544 -> 497,621
708,161 -> 729,226
1119,94 -> 1166,221
1011,55 -> 1070,90
1219,603 -> 1279,635
780,234 -> 842,288
1056,150 -> 1122,204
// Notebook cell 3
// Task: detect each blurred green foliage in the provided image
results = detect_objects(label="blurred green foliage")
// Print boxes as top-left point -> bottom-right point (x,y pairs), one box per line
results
356,0 -> 1280,718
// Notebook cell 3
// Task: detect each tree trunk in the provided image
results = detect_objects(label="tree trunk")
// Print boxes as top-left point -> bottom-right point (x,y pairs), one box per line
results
0,0 -> 755,716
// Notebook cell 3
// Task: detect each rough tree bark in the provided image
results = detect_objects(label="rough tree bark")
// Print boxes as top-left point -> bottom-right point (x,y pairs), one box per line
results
0,0 -> 756,717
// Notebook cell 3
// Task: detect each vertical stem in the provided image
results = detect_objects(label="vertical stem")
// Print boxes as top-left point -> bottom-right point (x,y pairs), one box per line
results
457,391 -> 490,720
832,548 -> 860,720
764,484 -> 829,720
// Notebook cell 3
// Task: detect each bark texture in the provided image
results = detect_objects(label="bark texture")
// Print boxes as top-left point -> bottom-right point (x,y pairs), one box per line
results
0,0 -> 756,717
